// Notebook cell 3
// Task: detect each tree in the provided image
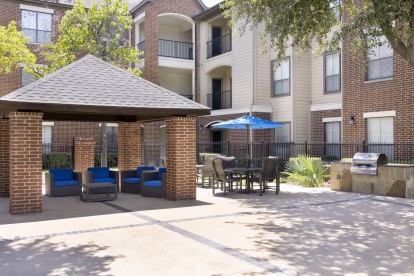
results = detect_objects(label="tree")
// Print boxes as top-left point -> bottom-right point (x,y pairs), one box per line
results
0,21 -> 36,74
29,0 -> 141,78
222,0 -> 414,67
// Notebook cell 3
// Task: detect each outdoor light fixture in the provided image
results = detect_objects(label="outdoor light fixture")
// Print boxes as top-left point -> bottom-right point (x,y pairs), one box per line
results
349,116 -> 355,125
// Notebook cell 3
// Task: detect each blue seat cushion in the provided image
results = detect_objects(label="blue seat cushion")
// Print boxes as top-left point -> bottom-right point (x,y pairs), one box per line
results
88,167 -> 110,179
157,168 -> 167,180
136,166 -> 156,178
54,180 -> 78,187
123,177 -> 140,184
143,180 -> 162,187
50,169 -> 74,181
94,178 -> 116,184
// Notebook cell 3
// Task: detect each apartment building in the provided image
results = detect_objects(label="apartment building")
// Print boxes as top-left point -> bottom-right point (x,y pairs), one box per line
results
194,3 -> 342,150
1,0 -> 413,161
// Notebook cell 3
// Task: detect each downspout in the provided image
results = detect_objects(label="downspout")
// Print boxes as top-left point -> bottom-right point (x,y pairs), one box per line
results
250,26 -> 257,161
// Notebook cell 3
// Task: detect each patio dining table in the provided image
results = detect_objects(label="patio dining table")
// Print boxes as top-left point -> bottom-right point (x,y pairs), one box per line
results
225,167 -> 261,194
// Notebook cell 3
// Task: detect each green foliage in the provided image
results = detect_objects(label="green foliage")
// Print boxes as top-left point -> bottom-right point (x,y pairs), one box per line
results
284,155 -> 329,187
29,0 -> 141,78
222,0 -> 414,67
42,153 -> 72,170
0,21 -> 36,74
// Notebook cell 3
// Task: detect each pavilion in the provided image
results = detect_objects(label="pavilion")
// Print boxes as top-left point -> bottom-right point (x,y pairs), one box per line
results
0,54 -> 210,214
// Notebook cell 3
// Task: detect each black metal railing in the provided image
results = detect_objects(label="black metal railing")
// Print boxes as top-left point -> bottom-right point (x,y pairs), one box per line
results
94,144 -> 118,168
207,90 -> 232,110
42,143 -> 73,170
137,41 -> 145,58
179,94 -> 193,100
207,32 -> 232,58
158,39 -> 193,60
196,141 -> 414,167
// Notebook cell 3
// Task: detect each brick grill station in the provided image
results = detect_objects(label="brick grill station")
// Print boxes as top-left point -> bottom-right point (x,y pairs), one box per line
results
0,55 -> 210,214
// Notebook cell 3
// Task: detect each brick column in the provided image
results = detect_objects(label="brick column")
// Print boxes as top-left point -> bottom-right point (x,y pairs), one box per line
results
0,119 -> 10,197
118,122 -> 141,171
166,116 -> 196,200
9,112 -> 43,214
73,137 -> 95,172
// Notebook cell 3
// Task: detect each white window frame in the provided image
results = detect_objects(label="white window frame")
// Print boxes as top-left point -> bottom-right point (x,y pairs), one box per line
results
272,57 -> 291,97
366,36 -> 393,80
21,5 -> 53,44
324,51 -> 341,93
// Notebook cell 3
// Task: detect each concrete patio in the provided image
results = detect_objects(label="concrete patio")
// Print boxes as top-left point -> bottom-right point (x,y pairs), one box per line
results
1,184 -> 414,275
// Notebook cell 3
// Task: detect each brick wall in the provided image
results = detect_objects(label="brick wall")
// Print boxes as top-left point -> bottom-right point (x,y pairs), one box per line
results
131,0 -> 204,84
9,112 -> 43,214
310,109 -> 341,143
166,116 -> 196,200
73,137 -> 95,172
118,122 -> 142,171
52,121 -> 100,145
0,0 -> 69,97
0,119 -> 10,197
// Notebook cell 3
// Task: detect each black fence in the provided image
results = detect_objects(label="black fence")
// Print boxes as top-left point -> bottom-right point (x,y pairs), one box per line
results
196,141 -> 414,167
42,141 -> 414,171
94,144 -> 118,168
42,143 -> 73,170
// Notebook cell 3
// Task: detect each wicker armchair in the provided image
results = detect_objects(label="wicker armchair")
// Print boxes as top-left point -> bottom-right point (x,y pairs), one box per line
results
212,159 -> 241,195
85,167 -> 118,193
141,168 -> 167,198
45,169 -> 82,197
121,166 -> 156,194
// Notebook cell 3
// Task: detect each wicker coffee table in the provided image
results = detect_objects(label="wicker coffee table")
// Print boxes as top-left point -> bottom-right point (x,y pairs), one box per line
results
80,182 -> 117,202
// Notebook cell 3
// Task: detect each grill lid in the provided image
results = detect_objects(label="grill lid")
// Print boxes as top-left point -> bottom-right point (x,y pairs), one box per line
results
352,153 -> 388,164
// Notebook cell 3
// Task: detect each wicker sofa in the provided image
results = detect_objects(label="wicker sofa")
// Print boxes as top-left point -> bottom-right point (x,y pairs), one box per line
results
45,168 -> 82,197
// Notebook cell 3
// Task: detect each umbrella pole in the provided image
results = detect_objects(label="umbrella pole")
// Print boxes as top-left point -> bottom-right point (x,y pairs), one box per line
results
246,126 -> 250,168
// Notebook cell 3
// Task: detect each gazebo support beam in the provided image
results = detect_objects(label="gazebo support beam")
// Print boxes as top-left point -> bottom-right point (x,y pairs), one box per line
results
166,116 -> 197,200
9,112 -> 43,214
118,122 -> 142,171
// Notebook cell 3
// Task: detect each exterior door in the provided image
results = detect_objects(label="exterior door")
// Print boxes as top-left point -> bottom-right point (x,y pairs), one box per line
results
212,131 -> 222,154
212,27 -> 222,56
212,78 -> 222,110
325,122 -> 341,159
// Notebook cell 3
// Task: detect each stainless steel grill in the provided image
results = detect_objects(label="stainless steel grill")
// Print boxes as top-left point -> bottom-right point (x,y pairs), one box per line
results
350,153 -> 388,175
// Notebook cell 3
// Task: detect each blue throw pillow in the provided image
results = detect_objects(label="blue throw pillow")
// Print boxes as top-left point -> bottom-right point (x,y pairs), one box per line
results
157,168 -> 167,180
136,166 -> 156,178
50,169 -> 74,181
88,167 -> 110,179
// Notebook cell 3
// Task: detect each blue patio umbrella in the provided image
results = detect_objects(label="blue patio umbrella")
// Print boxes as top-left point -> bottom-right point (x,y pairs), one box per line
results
211,115 -> 283,164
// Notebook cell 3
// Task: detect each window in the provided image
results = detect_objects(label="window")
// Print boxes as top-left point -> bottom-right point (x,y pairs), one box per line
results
367,116 -> 394,159
21,69 -> 36,87
367,36 -> 393,80
274,122 -> 291,142
21,10 -> 52,44
324,52 -> 341,93
325,121 -> 341,159
329,0 -> 341,20
272,58 -> 290,96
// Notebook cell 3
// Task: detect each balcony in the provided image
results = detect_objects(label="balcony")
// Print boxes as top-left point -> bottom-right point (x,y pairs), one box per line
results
207,33 -> 232,59
137,41 -> 145,58
207,90 -> 232,110
179,94 -> 193,100
159,39 -> 193,60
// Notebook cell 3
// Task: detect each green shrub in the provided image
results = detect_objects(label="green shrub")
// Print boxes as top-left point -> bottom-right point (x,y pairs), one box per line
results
42,153 -> 72,170
94,153 -> 118,168
284,155 -> 329,187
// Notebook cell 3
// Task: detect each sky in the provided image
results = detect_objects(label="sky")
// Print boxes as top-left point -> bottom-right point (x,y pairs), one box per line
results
202,0 -> 222,7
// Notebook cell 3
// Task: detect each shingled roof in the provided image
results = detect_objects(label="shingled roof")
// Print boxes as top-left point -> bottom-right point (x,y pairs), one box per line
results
0,55 -> 210,122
